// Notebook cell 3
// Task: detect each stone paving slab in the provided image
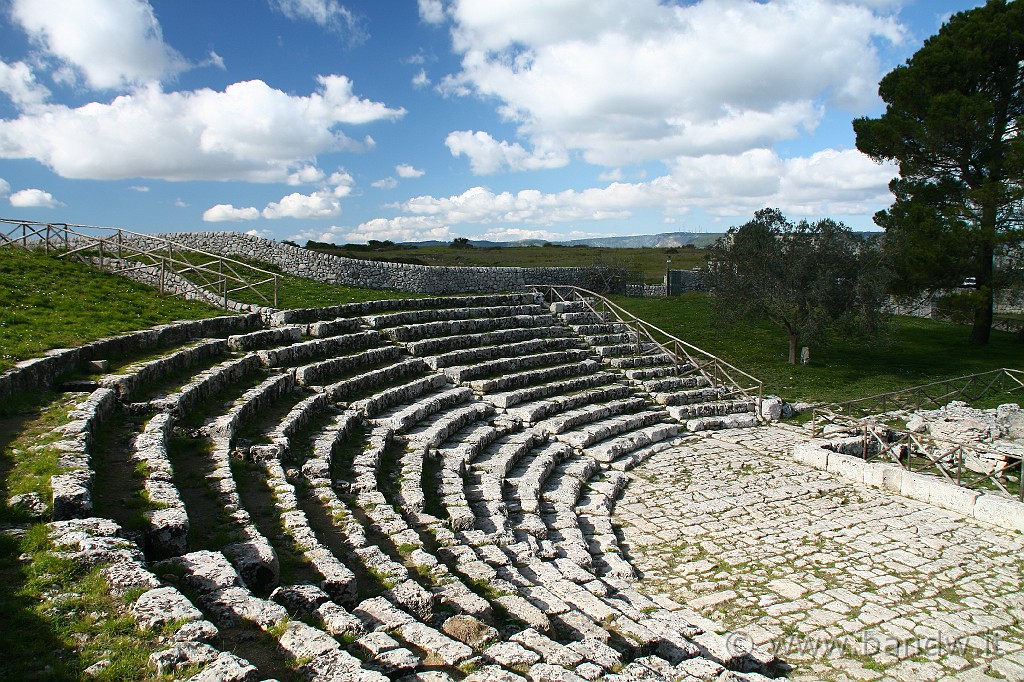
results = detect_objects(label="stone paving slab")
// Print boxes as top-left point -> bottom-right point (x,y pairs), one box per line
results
614,426 -> 1024,682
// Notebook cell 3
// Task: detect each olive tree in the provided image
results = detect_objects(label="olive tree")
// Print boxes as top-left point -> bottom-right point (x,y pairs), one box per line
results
704,209 -> 889,364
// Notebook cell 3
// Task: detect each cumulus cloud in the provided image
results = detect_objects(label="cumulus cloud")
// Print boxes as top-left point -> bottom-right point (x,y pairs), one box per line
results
328,169 -> 355,196
9,188 -> 62,208
396,163 -> 425,178
270,0 -> 362,37
203,204 -> 259,222
385,148 -> 897,229
445,130 -> 568,174
262,191 -> 341,219
287,165 -> 326,185
441,0 -> 905,167
0,76 -> 404,182
0,60 -> 50,108
11,0 -> 190,90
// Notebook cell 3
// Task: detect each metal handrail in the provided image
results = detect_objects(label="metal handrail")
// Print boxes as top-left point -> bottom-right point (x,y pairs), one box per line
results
531,284 -> 763,404
0,219 -> 278,309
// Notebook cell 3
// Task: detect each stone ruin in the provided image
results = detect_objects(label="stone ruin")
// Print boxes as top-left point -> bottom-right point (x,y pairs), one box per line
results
2,290 -> 783,681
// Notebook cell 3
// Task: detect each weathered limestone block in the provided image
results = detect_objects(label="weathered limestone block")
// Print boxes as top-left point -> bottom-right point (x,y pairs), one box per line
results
527,662 -> 589,682
149,642 -> 219,676
485,641 -> 542,668
163,550 -> 242,593
145,505 -> 189,559
973,494 -> 1024,532
188,651 -> 260,682
441,615 -> 498,649
398,622 -> 474,666
227,326 -> 302,351
51,471 -> 92,520
223,537 -> 280,593
133,586 -> 203,629
317,601 -> 366,637
278,620 -> 341,660
353,596 -> 416,631
826,452 -> 866,484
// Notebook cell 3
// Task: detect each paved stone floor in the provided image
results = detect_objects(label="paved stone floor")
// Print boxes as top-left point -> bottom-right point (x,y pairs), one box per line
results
615,426 -> 1024,682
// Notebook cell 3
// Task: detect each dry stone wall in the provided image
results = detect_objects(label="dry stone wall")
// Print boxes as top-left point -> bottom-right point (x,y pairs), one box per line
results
145,231 -> 625,294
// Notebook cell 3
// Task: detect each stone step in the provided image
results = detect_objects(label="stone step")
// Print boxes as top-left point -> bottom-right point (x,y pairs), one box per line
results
99,337 -> 229,400
482,371 -> 619,410
444,348 -> 594,384
470,359 -> 602,395
403,323 -> 572,358
258,329 -> 380,368
364,303 -> 547,330
424,335 -> 583,370
384,314 -> 556,343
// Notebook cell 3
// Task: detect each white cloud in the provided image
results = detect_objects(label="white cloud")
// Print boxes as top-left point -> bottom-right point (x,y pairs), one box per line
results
412,69 -> 431,89
418,0 -> 446,24
202,204 -> 259,222
245,228 -> 275,238
129,185 -> 149,192
372,177 -> 398,190
442,0 -> 905,167
271,0 -> 361,36
396,163 -> 425,178
0,178 -> 10,198
0,76 -> 404,182
445,130 -> 567,174
386,148 -> 898,228
0,60 -> 50,108
9,188 -> 62,208
12,0 -> 190,90
262,191 -> 341,219
328,169 -> 355,196
470,227 -> 558,242
287,165 -> 327,185
341,217 -> 453,244
174,198 -> 188,207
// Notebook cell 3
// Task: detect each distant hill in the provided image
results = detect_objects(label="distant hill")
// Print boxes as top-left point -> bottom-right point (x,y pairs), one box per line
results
402,232 -> 724,249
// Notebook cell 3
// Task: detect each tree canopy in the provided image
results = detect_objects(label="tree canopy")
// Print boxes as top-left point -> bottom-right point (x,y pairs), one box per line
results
704,209 -> 889,364
854,0 -> 1024,345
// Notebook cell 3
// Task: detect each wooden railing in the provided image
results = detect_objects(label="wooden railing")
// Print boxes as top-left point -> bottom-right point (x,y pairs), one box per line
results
531,284 -> 763,404
0,219 -> 278,309
812,368 -> 1024,435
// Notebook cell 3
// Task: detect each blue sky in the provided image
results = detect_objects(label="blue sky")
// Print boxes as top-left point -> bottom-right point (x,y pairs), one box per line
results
0,0 -> 985,243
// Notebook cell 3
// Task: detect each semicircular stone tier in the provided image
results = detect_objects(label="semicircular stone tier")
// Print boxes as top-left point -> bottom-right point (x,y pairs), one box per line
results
18,291 -> 778,681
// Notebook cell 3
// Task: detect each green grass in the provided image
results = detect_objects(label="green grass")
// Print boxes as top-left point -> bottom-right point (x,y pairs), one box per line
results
0,248 -> 223,373
0,524 -> 174,680
304,242 -> 704,283
612,292 -> 1023,405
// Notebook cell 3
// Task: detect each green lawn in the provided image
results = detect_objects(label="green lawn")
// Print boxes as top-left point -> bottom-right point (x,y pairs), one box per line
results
612,293 -> 1023,405
0,248 -> 224,373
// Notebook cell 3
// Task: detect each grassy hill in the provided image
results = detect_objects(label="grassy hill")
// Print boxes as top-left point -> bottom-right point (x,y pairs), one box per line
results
0,249 -> 419,374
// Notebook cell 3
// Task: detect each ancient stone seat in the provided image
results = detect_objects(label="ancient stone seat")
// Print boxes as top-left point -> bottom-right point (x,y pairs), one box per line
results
99,337 -> 229,400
